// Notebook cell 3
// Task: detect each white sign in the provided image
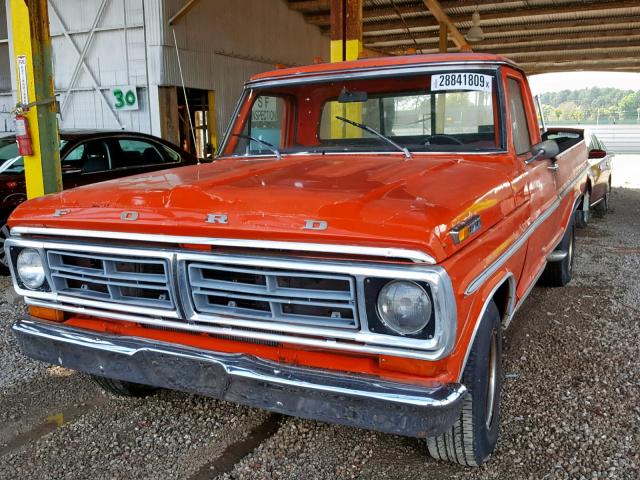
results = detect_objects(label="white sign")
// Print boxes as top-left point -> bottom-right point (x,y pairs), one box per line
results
431,73 -> 493,93
17,55 -> 29,106
251,96 -> 278,123
110,86 -> 139,111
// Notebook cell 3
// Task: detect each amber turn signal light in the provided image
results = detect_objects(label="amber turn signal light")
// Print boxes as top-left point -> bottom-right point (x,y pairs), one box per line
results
28,306 -> 66,322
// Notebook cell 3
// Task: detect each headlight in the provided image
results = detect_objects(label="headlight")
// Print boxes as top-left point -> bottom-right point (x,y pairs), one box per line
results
16,248 -> 46,290
376,280 -> 432,335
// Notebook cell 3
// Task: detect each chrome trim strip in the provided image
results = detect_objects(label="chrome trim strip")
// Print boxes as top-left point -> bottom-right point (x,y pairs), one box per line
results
9,227 -> 436,264
245,62 -> 514,88
458,272 -> 515,382
465,163 -> 588,295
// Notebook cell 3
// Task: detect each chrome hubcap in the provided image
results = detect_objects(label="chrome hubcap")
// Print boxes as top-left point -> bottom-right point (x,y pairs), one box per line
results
485,329 -> 498,429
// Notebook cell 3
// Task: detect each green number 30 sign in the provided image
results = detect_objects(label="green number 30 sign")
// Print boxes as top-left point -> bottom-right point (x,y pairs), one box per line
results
111,86 -> 139,111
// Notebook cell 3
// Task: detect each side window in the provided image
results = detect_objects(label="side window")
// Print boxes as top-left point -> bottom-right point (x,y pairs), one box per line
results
235,96 -> 284,154
62,141 -> 110,173
507,78 -> 532,156
116,139 -> 169,167
61,144 -> 85,170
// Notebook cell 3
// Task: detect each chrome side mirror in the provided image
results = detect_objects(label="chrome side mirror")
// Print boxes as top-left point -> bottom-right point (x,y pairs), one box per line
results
529,139 -> 559,164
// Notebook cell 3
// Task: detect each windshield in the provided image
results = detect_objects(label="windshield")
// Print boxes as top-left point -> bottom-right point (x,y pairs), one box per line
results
222,69 -> 503,157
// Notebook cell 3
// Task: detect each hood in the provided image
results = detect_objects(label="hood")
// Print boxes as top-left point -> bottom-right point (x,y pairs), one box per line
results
9,154 -> 517,262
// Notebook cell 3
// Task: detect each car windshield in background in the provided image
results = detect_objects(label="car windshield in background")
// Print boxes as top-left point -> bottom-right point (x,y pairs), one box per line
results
0,138 -> 68,175
224,70 -> 503,158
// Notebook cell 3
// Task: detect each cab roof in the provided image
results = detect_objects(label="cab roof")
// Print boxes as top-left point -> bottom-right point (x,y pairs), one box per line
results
248,53 -> 520,85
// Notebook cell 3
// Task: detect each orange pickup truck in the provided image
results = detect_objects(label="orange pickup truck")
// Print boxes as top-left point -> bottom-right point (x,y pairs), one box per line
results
7,54 -> 589,466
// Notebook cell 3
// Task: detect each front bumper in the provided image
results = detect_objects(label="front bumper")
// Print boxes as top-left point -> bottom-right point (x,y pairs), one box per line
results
13,317 -> 466,438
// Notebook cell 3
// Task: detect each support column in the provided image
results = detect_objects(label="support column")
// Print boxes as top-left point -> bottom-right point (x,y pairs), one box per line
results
10,0 -> 61,199
330,0 -> 363,137
436,23 -> 447,134
330,0 -> 362,63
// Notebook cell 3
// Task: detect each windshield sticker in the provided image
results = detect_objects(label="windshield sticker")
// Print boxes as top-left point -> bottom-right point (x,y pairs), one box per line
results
431,73 -> 492,93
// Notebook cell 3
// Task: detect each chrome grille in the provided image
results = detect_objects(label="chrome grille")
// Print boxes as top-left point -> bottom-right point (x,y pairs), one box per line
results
186,262 -> 358,329
47,250 -> 174,310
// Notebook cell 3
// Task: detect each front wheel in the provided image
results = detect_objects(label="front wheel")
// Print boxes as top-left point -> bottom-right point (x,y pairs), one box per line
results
427,301 -> 502,466
90,375 -> 158,397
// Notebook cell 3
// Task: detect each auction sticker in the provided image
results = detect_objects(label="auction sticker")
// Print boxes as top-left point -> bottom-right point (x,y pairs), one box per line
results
431,73 -> 492,93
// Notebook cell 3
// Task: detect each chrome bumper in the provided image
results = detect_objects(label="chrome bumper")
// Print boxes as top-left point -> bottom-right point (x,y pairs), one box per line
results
13,317 -> 466,438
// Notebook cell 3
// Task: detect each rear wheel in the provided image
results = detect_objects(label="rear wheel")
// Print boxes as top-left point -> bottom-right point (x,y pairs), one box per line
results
90,375 -> 158,397
427,301 -> 502,466
541,216 -> 575,287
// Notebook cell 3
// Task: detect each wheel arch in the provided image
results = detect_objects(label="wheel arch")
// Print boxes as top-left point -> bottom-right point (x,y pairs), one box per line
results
457,272 -> 515,382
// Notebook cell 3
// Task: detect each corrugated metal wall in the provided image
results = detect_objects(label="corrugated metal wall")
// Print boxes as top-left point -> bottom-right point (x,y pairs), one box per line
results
0,0 -> 329,138
48,0 -> 151,132
147,0 -> 329,140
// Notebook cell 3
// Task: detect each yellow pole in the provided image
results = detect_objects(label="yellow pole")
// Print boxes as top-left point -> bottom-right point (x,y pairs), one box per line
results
330,0 -> 363,138
10,0 -> 61,199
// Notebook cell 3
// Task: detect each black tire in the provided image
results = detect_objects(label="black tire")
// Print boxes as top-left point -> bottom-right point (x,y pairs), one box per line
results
574,190 -> 590,229
427,301 -> 502,466
90,375 -> 158,397
593,181 -> 610,216
0,223 -> 11,275
540,216 -> 575,287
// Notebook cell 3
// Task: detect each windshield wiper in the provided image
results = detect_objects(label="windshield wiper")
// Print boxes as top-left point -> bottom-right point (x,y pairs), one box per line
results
232,133 -> 281,160
335,115 -> 412,159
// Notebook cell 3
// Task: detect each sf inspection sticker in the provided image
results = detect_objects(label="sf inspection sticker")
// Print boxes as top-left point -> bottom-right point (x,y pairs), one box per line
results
431,73 -> 492,93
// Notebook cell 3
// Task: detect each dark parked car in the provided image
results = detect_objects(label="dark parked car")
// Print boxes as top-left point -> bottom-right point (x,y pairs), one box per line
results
0,130 -> 198,271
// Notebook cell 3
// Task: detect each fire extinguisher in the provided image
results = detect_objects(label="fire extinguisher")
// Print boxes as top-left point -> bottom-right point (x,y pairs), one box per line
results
15,113 -> 33,156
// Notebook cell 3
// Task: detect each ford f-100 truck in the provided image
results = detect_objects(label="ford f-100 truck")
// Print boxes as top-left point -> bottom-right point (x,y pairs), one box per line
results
6,53 -> 589,466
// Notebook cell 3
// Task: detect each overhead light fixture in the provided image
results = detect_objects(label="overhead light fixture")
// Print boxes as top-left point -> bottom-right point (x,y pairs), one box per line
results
466,10 -> 484,42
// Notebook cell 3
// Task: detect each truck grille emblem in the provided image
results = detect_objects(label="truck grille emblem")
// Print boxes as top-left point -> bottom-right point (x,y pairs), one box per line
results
303,220 -> 328,230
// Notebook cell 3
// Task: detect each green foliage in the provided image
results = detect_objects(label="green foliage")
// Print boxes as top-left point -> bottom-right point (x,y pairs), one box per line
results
539,87 -> 640,124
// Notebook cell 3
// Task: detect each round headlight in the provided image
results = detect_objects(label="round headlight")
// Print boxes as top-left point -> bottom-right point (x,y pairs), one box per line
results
377,280 -> 432,335
16,248 -> 45,290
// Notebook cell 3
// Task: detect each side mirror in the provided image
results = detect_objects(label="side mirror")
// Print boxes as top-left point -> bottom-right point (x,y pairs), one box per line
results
588,148 -> 607,159
529,139 -> 559,163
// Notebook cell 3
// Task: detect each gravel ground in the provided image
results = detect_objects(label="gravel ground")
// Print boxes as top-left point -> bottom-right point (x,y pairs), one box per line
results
0,166 -> 638,479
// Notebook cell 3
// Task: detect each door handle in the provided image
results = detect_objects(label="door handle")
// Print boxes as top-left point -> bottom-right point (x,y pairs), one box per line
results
547,164 -> 559,171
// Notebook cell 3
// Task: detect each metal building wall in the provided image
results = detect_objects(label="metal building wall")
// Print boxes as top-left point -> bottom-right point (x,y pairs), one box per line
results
0,0 -> 329,137
2,0 -> 151,133
146,0 -> 330,140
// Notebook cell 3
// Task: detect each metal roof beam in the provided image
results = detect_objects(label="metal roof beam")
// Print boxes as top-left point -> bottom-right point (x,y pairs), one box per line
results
368,29 -> 640,51
310,0 -> 640,29
422,0 -> 470,51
